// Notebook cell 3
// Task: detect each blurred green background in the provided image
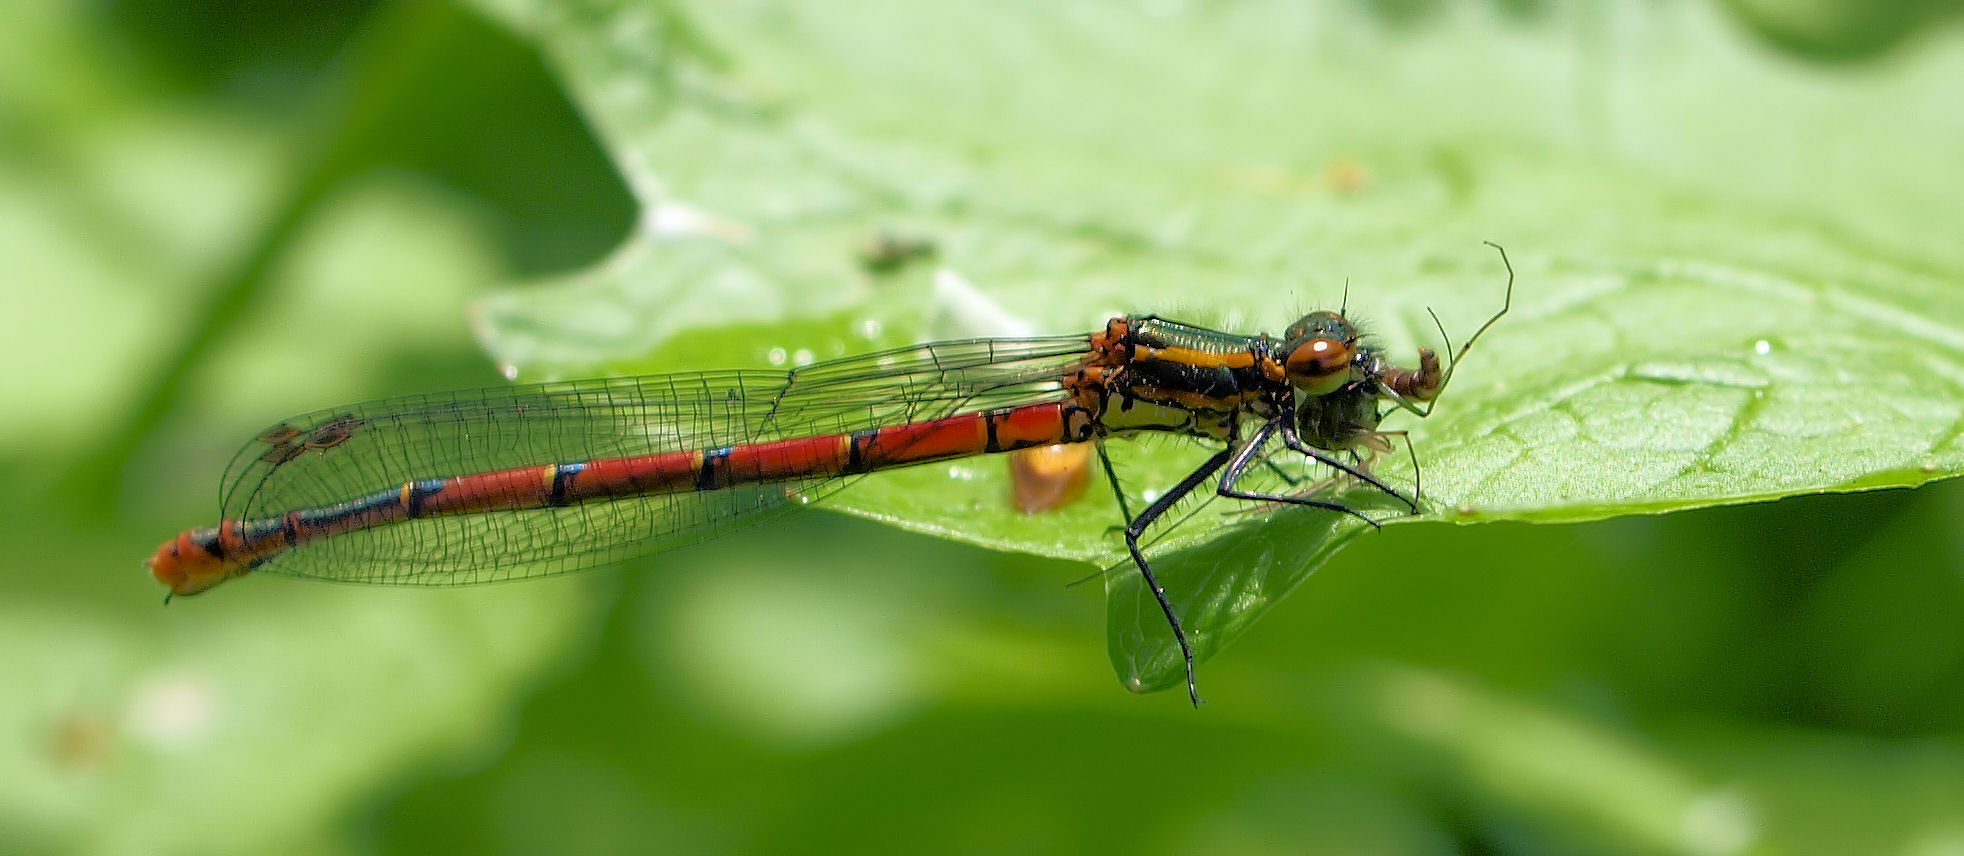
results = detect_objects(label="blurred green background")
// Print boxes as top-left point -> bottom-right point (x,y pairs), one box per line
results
6,1 -> 1964,854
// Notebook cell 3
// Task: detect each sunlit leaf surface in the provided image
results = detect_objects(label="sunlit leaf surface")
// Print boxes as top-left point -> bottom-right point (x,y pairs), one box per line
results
468,0 -> 1964,690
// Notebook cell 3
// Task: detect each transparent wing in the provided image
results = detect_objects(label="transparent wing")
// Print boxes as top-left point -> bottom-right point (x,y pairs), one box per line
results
219,333 -> 1093,586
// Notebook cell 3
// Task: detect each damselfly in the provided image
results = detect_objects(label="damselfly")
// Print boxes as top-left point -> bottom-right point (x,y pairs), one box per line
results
148,244 -> 1513,703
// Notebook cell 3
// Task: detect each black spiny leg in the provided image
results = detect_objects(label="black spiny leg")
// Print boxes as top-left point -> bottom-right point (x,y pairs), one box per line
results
1123,444 -> 1236,707
1095,440 -> 1136,528
1275,421 -> 1416,515
1220,419 -> 1385,527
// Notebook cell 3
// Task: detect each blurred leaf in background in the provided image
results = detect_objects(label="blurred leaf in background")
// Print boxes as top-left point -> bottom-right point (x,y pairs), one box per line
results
3,1 -> 1963,855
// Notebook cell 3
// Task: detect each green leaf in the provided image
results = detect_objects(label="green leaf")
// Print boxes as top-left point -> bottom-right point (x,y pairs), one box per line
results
466,1 -> 1964,693
1,4 -> 629,849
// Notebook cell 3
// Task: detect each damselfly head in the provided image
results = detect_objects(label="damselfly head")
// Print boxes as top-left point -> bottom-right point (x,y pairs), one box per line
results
1296,374 -> 1385,453
1292,343 -> 1421,514
1296,335 -> 1390,455
1279,311 -> 1358,396
1282,310 -> 1350,343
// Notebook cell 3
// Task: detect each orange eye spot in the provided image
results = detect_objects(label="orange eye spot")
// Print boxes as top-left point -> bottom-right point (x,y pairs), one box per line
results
1285,337 -> 1354,395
